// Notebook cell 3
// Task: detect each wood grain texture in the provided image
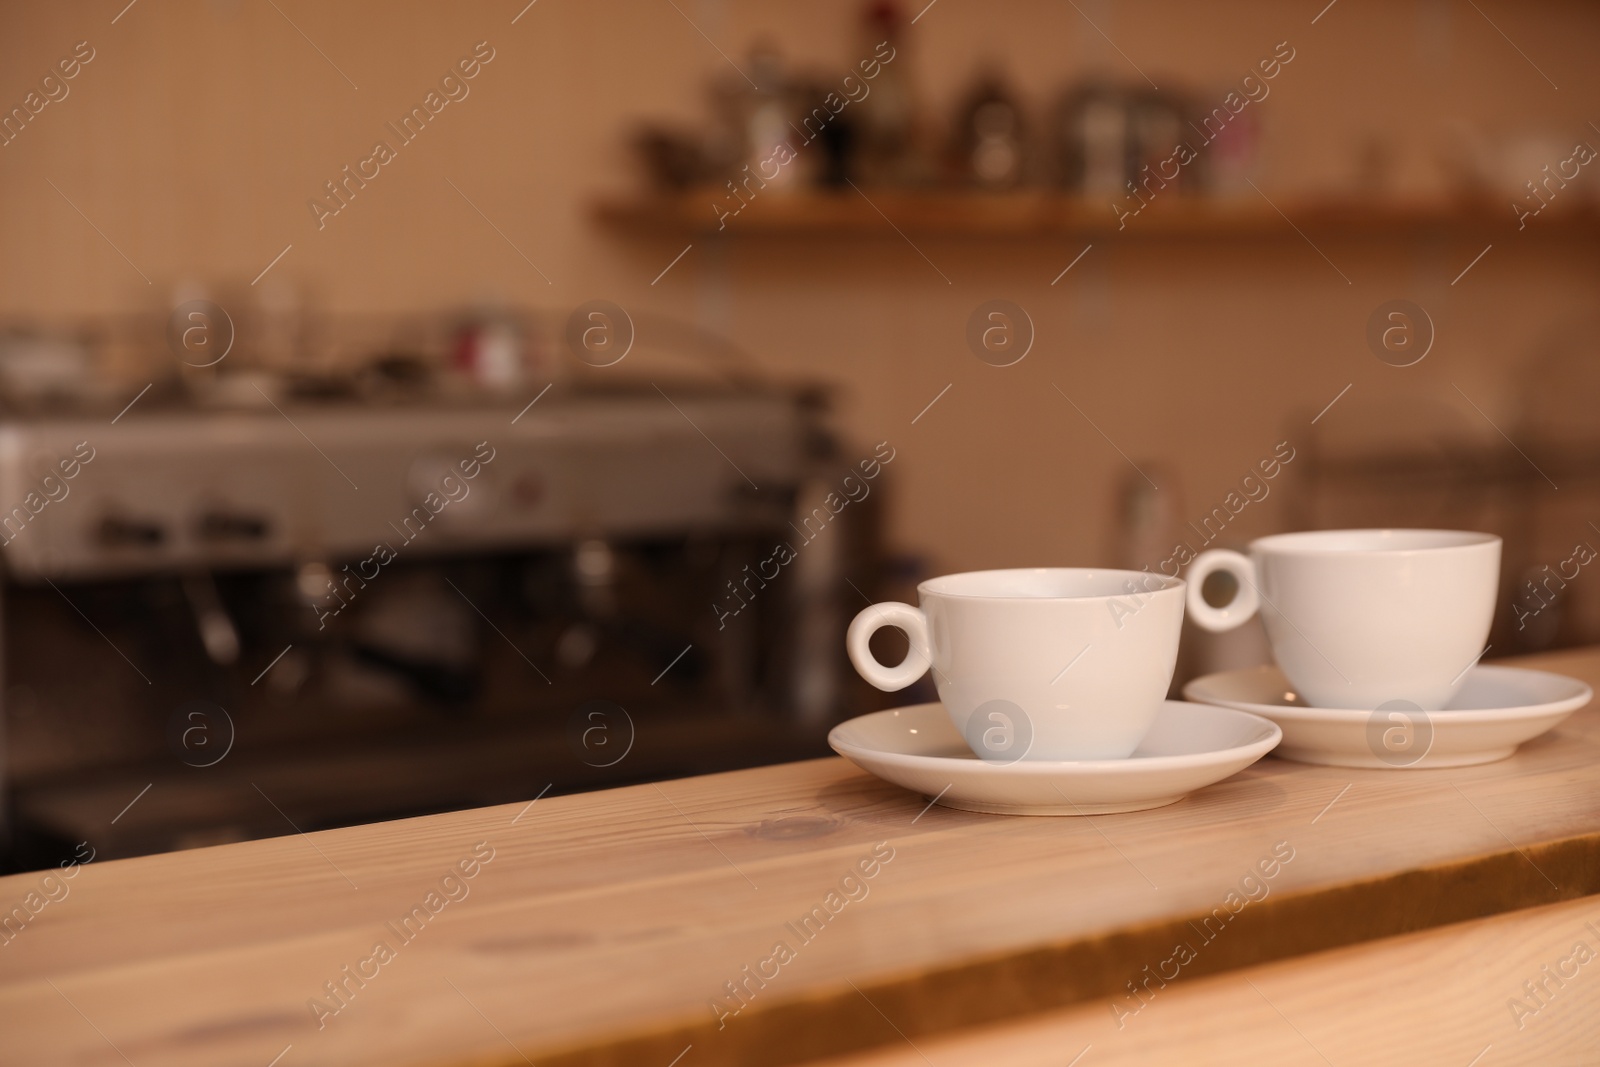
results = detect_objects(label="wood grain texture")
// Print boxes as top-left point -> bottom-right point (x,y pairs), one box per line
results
801,893 -> 1600,1067
1,648 -> 1598,1067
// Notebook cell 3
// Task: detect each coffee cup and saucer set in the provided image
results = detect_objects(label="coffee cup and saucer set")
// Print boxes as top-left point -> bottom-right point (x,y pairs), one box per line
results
830,566 -> 1280,815
827,529 -> 1592,816
1181,529 -> 1591,768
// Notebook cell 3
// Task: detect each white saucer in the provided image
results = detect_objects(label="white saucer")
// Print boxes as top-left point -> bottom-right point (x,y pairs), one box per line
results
1183,664 -> 1592,769
827,700 -> 1281,816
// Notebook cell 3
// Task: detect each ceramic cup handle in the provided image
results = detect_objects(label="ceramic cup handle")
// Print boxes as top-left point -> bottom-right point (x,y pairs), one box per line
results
847,602 -> 933,692
1185,550 -> 1261,633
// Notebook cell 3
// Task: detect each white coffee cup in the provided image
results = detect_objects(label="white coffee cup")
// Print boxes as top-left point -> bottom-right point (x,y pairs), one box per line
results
1185,529 -> 1501,710
846,568 -> 1185,761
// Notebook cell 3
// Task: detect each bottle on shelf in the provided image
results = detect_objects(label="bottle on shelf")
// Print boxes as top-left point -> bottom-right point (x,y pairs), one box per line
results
743,42 -> 809,193
1052,81 -> 1131,199
854,1 -> 920,186
952,67 -> 1027,190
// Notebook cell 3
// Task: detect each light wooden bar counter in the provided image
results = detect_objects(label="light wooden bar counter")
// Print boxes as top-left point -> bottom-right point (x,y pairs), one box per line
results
804,893 -> 1600,1066
3,648 -> 1599,1067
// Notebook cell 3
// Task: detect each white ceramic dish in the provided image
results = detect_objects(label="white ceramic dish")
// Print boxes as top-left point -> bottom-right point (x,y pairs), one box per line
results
827,700 -> 1281,816
1183,664 -> 1591,769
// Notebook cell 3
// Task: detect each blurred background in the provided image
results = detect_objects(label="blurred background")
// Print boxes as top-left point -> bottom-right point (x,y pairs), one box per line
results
0,0 -> 1596,868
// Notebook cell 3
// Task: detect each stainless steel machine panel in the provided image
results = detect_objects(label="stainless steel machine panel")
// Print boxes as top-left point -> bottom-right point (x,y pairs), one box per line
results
0,390 -> 806,581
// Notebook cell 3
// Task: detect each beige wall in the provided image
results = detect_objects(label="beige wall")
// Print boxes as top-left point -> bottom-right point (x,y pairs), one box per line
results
1,0 -> 1596,574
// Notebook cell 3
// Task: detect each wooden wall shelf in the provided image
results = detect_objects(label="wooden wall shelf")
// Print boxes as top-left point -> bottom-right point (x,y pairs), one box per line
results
592,189 -> 1598,241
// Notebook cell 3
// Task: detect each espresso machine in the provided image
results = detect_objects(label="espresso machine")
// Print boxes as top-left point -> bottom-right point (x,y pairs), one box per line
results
0,357 -> 882,868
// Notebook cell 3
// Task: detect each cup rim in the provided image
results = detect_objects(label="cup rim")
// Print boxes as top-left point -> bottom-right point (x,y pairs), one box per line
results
918,567 -> 1184,601
1250,528 -> 1500,556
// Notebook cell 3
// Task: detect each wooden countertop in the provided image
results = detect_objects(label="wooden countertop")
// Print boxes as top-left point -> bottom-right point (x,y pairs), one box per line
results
802,892 -> 1600,1066
3,647 -> 1599,1067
